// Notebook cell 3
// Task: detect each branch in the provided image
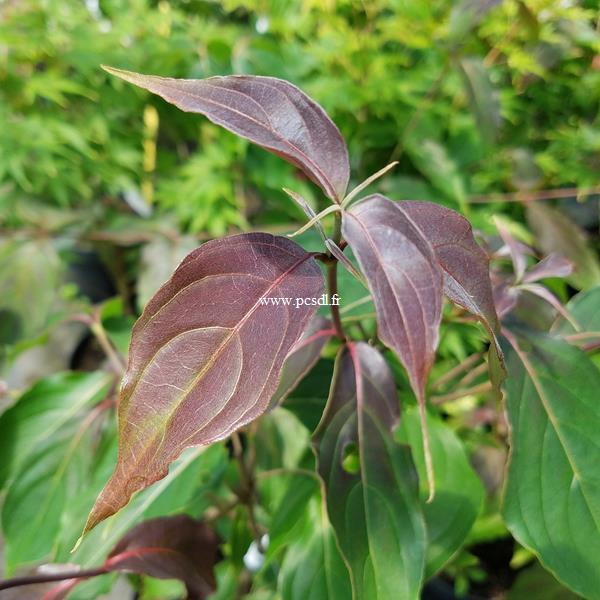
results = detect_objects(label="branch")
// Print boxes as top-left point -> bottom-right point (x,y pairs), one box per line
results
469,185 -> 600,204
0,567 -> 108,592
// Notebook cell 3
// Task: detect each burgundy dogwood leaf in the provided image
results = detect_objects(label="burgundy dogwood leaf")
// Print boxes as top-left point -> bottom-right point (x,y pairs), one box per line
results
399,200 -> 499,336
82,233 -> 323,535
342,195 -> 443,404
399,200 -> 505,396
342,195 -> 443,499
103,67 -> 350,202
522,253 -> 573,283
106,515 -> 220,600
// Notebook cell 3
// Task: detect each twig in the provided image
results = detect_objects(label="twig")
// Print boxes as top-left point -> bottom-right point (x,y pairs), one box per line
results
327,213 -> 346,341
231,432 -> 265,551
456,361 -> 489,388
431,381 -> 492,404
469,186 -> 600,204
0,567 -> 108,591
256,468 -> 320,482
430,353 -> 483,391
90,320 -> 126,375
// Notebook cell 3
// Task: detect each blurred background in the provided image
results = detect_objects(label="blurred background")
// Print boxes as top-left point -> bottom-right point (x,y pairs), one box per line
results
1,0 -> 599,374
0,1 -> 599,597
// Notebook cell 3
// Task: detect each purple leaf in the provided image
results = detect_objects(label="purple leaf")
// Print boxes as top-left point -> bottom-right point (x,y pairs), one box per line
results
522,253 -> 573,283
342,195 -> 443,402
495,219 -> 528,283
399,200 -> 505,397
342,195 -> 443,498
269,315 -> 335,409
106,515 -> 220,600
83,233 -> 323,534
313,342 -> 426,598
400,201 -> 499,334
103,67 -> 349,202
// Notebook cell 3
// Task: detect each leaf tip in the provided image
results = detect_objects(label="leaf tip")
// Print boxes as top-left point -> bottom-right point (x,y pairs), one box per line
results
71,534 -> 84,554
100,65 -> 141,86
418,395 -> 436,503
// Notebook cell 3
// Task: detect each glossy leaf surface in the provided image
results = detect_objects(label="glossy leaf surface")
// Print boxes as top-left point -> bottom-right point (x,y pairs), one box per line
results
314,342 -> 426,600
104,67 -> 349,202
502,330 -> 600,598
342,195 -> 443,401
399,200 -> 505,393
0,372 -> 112,572
400,200 -> 499,337
397,406 -> 484,576
554,285 -> 600,334
84,233 -> 323,534
0,371 -> 111,490
279,502 -> 351,600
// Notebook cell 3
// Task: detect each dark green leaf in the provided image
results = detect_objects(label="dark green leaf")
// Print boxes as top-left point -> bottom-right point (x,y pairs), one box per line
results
313,342 -> 426,599
396,407 -> 484,576
502,330 -> 600,598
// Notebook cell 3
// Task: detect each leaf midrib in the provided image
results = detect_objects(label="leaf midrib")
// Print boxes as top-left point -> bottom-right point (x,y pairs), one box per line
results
131,252 -> 317,467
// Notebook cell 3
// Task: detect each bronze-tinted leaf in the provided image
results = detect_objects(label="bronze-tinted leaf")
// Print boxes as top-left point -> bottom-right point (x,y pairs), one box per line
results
313,342 -> 426,599
522,253 -> 573,283
269,315 -> 335,409
399,200 -> 505,396
342,195 -> 443,498
83,233 -> 323,534
399,200 -> 499,335
103,67 -> 350,202
342,195 -> 443,401
106,515 -> 220,600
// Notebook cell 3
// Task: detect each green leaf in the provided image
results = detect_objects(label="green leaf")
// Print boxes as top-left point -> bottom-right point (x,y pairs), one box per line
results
509,562 -> 579,600
1,379 -> 114,572
502,330 -> 600,598
279,498 -> 351,600
459,57 -> 502,143
554,285 -> 600,334
526,204 -> 600,290
69,444 -> 227,569
396,406 -> 484,576
0,238 -> 64,342
313,343 -> 426,599
403,138 -> 468,210
0,371 -> 111,490
265,473 -> 319,560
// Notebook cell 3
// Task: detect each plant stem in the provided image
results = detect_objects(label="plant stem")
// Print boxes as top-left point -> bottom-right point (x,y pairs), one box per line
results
256,467 -> 320,481
90,321 -> 126,376
431,381 -> 492,404
327,261 -> 346,341
0,567 -> 108,591
326,212 -> 347,341
231,432 -> 265,551
430,352 -> 483,391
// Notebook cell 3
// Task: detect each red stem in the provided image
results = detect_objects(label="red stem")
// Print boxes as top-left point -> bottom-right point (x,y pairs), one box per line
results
0,567 -> 108,591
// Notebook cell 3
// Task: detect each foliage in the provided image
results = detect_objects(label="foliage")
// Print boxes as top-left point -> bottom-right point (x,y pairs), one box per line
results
1,1 -> 599,600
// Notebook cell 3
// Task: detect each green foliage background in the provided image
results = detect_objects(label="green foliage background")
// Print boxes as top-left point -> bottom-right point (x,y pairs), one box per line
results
0,1 -> 599,599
